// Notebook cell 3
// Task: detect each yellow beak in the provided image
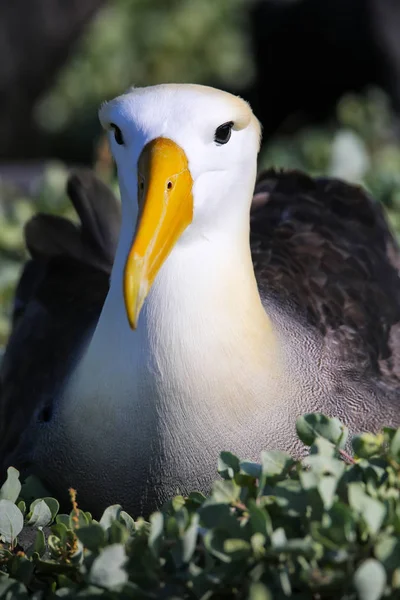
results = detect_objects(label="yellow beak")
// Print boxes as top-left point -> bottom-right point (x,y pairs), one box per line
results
124,137 -> 193,329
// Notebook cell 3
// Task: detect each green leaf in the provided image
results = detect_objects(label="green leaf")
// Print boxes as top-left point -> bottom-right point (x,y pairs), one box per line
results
76,524 -> 107,551
89,544 -> 128,589
353,559 -> 386,600
175,505 -> 189,533
271,527 -> 287,547
204,530 -> 231,563
99,505 -> 122,529
248,582 -> 272,600
218,451 -> 240,480
303,454 -> 345,479
393,568 -> 400,591
186,491 -> 206,507
352,433 -> 383,458
223,538 -> 251,560
296,413 -> 348,448
43,497 -> 59,520
311,502 -> 356,548
0,467 -> 21,503
382,426 -> 397,444
69,507 -> 89,530
10,555 -> 35,586
211,480 -> 240,503
310,435 -> 336,457
261,450 -> 294,478
33,555 -> 76,575
0,499 -> 24,543
120,511 -> 136,535
269,479 -> 307,517
279,568 -> 292,596
0,578 -> 29,599
47,534 -> 62,558
26,528 -> 46,558
375,536 -> 400,571
240,461 -> 262,479
318,476 -> 338,510
56,514 -> 70,528
109,520 -> 129,545
51,522 -> 68,540
348,483 -> 386,535
17,501 -> 26,517
171,495 -> 186,512
148,512 -> 164,557
200,502 -> 233,529
248,499 -> 272,536
389,428 -> 400,461
272,536 -> 318,558
20,475 -> 51,505
182,514 -> 199,563
250,532 -> 266,558
28,499 -> 53,528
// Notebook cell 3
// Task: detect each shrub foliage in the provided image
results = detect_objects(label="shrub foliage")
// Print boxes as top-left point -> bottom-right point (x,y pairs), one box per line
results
1,414 -> 400,598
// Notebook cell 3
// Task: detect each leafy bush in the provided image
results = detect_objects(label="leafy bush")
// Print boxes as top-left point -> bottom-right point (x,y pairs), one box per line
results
1,414 -> 400,599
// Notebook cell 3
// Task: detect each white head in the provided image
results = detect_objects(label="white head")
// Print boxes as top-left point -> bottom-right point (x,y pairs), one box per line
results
99,83 -> 262,327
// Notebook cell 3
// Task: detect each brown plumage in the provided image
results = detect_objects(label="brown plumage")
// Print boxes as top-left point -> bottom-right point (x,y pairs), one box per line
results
251,169 -> 400,434
1,167 -> 400,511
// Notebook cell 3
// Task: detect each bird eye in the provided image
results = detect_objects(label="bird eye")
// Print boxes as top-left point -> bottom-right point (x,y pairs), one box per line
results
110,123 -> 124,145
214,121 -> 234,145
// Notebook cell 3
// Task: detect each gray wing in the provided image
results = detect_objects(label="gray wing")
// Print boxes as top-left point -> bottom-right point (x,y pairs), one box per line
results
0,170 -> 121,477
250,169 -> 400,432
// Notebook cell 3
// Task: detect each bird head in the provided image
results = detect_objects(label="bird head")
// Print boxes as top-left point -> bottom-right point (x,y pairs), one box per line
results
99,84 -> 261,328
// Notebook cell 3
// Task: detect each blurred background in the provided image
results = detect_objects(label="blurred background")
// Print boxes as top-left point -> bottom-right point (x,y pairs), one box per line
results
1,0 -> 400,344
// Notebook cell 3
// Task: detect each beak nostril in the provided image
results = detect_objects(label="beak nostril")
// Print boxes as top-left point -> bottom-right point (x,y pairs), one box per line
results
167,181 -> 173,190
138,179 -> 145,199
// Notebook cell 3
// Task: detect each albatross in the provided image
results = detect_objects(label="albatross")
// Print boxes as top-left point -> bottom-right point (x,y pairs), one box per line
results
1,84 -> 400,516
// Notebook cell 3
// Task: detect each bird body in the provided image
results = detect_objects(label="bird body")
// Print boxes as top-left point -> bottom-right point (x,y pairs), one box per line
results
1,84 -> 400,515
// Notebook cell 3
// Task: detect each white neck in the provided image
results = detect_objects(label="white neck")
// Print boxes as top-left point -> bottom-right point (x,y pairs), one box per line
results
81,212 -> 281,400
61,180 -> 290,491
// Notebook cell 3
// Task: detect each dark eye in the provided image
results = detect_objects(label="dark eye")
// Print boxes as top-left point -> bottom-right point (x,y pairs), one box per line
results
110,123 -> 124,145
214,121 -> 234,145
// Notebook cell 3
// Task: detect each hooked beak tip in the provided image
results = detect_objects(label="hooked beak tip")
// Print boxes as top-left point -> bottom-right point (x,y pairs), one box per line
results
128,314 -> 138,331
125,271 -> 149,331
